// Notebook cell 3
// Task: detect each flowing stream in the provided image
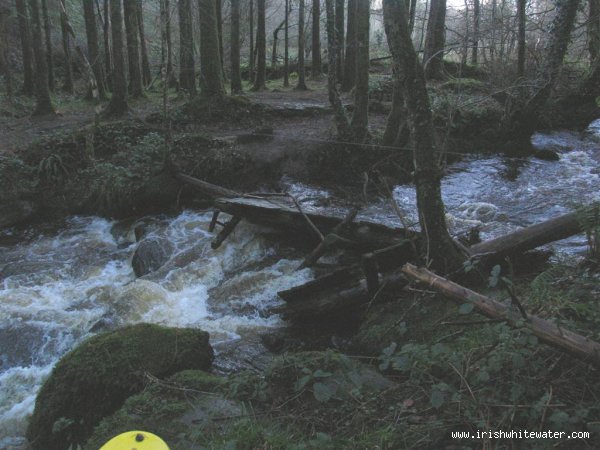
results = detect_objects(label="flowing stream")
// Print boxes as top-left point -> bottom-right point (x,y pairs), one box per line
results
1,121 -> 599,447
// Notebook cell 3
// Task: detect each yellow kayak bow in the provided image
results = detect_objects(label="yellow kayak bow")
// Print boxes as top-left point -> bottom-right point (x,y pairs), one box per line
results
99,431 -> 170,450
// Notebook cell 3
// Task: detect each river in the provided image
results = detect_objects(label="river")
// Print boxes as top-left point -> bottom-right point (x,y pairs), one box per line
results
0,121 -> 599,447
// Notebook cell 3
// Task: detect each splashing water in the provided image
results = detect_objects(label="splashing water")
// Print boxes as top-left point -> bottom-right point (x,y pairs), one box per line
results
0,212 -> 312,445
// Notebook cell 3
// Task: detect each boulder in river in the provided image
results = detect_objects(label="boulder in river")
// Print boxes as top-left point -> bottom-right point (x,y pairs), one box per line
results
26,323 -> 214,450
131,236 -> 174,277
532,149 -> 560,161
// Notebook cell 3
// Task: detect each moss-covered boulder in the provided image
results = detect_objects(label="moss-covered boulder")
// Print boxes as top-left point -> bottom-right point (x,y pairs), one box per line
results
26,324 -> 214,450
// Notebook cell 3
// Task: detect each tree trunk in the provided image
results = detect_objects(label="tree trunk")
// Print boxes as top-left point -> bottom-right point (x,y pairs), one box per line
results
325,0 -> 351,138
501,0 -> 580,150
382,79 -> 405,146
335,0 -> 344,82
423,0 -> 447,79
83,0 -> 107,99
124,0 -> 143,97
341,0 -> 356,91
15,0 -> 35,95
178,0 -> 196,95
271,19 -> 286,68
383,0 -> 463,272
29,0 -> 55,115
41,0 -> 55,92
60,1 -> 74,93
295,0 -> 308,89
590,0 -> 600,62
136,0 -> 151,86
472,0 -> 480,64
198,0 -> 225,97
252,0 -> 266,90
230,0 -> 242,93
517,0 -> 526,76
106,0 -> 129,115
249,0 -> 254,82
102,0 -> 112,89
350,0 -> 369,141
163,0 -> 176,87
409,0 -> 417,34
0,3 -> 13,99
284,0 -> 289,86
312,0 -> 322,77
215,0 -> 224,73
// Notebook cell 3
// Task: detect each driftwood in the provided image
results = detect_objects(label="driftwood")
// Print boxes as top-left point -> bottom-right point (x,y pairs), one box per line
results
402,263 -> 600,367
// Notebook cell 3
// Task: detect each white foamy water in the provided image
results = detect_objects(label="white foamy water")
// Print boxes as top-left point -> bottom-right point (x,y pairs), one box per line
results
0,211 -> 313,445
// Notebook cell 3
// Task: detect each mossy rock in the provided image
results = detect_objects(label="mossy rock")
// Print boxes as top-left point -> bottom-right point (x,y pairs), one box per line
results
26,324 -> 214,450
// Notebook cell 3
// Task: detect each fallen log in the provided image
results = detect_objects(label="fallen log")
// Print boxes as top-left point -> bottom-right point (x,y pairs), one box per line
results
469,207 -> 597,260
402,263 -> 600,367
276,270 -> 409,320
176,172 -> 239,199
214,196 -> 416,253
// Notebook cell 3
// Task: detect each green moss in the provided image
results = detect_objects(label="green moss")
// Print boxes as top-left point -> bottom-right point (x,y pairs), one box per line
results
26,324 -> 213,450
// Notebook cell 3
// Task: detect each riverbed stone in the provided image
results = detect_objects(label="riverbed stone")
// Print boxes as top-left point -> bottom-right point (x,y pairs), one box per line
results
26,323 -> 214,450
131,236 -> 174,277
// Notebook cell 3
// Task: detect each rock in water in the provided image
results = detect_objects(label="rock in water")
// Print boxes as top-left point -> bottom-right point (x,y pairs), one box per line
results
131,237 -> 174,277
533,149 -> 560,161
26,323 -> 214,450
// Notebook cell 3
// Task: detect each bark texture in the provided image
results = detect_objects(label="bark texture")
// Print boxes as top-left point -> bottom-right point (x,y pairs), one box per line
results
124,0 -> 143,97
383,0 -> 463,272
423,0 -> 447,79
15,0 -> 34,95
106,0 -> 129,115
230,0 -> 242,93
178,0 -> 196,95
295,0 -> 308,90
198,0 -> 225,97
29,0 -> 56,115
252,0 -> 266,90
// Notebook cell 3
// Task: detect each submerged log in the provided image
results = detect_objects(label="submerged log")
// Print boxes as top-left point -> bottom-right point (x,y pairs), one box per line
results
402,263 -> 600,367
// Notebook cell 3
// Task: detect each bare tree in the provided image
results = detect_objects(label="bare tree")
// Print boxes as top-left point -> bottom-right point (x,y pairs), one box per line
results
335,0 -> 344,82
252,0 -> 267,90
296,0 -> 308,89
41,0 -> 54,91
82,0 -> 107,99
341,0 -> 356,91
198,0 -> 225,97
105,0 -> 129,115
179,0 -> 196,95
60,1 -> 74,93
29,0 -> 56,115
350,0 -> 369,140
15,0 -> 34,95
230,0 -> 242,93
383,0 -> 463,272
124,0 -> 143,98
312,0 -> 322,77
423,0 -> 447,78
